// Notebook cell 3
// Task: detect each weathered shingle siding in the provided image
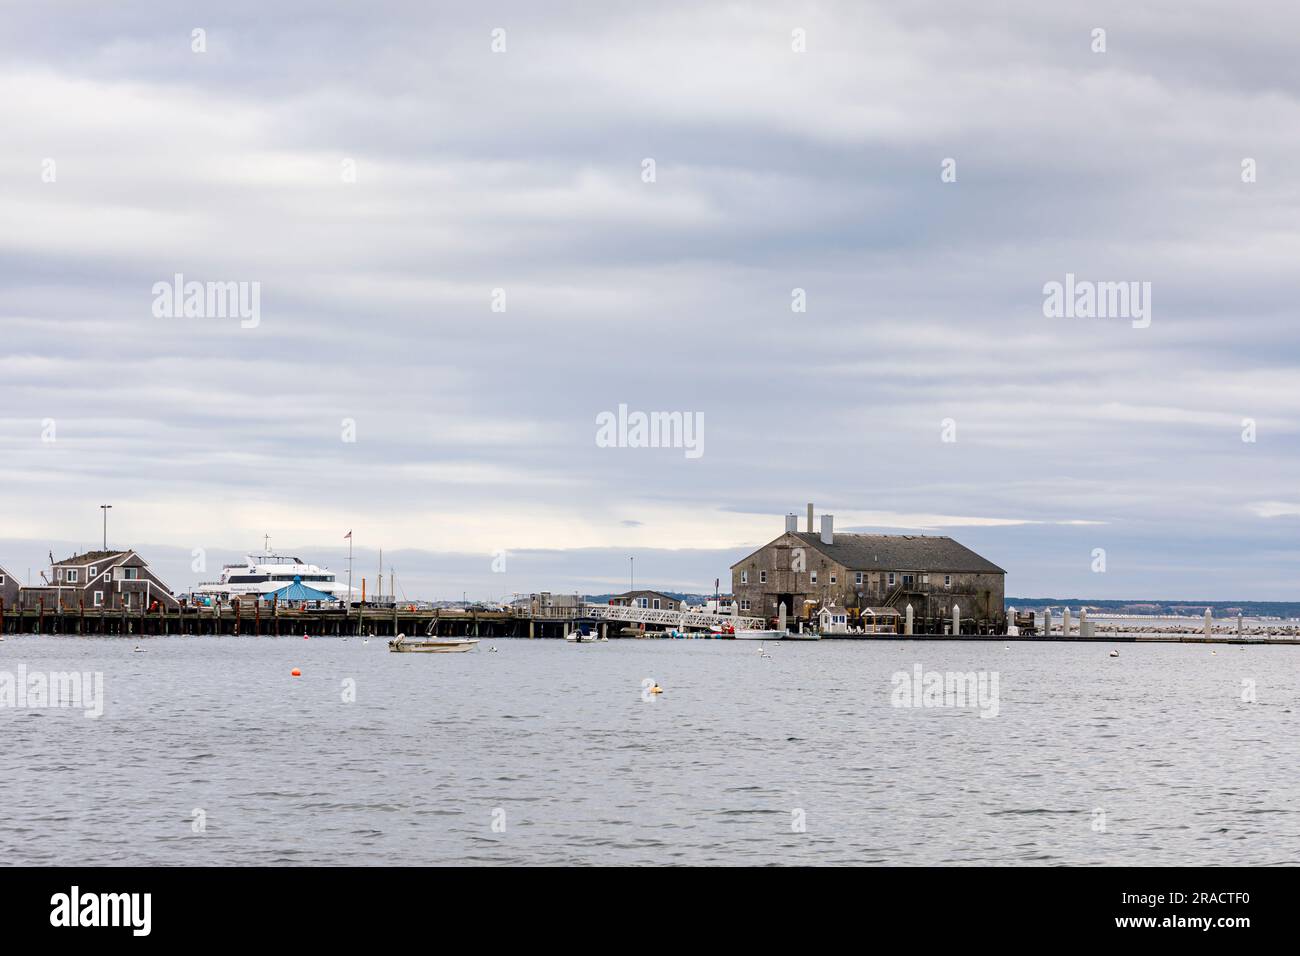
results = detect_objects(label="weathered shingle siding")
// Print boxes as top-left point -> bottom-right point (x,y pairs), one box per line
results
30,550 -> 180,609
0,564 -> 20,607
730,531 -> 1005,624
609,590 -> 680,610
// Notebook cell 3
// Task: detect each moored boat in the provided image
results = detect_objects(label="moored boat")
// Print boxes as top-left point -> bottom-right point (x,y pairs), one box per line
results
733,629 -> 786,640
388,634 -> 478,653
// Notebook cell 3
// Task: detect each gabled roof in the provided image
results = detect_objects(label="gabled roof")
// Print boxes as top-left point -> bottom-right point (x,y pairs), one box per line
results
265,577 -> 334,602
733,532 -> 1005,574
57,550 -> 130,565
790,532 -> 1005,574
611,590 -> 678,602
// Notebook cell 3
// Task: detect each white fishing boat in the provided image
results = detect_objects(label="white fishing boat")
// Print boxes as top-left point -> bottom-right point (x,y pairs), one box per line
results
733,629 -> 785,640
566,630 -> 598,643
388,634 -> 478,653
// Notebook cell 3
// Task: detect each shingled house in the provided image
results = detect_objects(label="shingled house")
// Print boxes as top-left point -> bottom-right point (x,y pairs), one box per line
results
731,506 -> 1006,633
0,563 -> 19,609
20,549 -> 180,611
608,590 -> 683,611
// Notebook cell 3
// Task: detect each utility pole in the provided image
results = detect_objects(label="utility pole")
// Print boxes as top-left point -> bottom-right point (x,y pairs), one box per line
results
346,531 -> 353,607
100,504 -> 112,550
630,556 -> 635,592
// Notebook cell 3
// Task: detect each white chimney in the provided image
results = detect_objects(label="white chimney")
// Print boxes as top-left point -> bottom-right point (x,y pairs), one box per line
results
785,513 -> 798,533
807,502 -> 814,533
820,514 -> 834,544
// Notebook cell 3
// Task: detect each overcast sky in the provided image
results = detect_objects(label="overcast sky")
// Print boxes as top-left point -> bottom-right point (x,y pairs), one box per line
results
2,1 -> 1298,600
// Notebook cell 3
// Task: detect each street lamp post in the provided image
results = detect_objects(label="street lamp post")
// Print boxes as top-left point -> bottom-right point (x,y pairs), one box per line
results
99,504 -> 112,551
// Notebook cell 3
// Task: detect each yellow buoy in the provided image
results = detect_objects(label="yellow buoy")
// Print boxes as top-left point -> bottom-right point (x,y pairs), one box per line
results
650,684 -> 663,694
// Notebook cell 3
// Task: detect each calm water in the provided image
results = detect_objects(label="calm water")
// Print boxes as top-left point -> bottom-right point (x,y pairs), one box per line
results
2,635 -> 1297,866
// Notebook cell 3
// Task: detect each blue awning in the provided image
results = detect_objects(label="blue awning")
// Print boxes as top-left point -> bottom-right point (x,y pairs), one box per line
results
264,575 -> 335,603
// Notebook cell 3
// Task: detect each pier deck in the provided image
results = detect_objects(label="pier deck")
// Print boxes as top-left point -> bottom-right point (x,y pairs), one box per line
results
2,599 -> 1297,645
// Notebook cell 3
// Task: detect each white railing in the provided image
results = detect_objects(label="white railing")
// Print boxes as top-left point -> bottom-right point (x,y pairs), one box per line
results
580,603 -> 766,630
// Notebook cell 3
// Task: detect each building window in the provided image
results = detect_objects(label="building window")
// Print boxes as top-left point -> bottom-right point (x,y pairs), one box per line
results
123,567 -> 138,580
67,569 -> 79,584
829,574 -> 837,584
0,574 -> 5,585
89,568 -> 98,580
888,572 -> 896,586
93,591 -> 103,607
638,598 -> 648,608
855,572 -> 863,586
652,599 -> 660,610
944,575 -> 952,588
759,570 -> 767,584
741,570 -> 748,584
810,571 -> 818,584
739,599 -> 751,611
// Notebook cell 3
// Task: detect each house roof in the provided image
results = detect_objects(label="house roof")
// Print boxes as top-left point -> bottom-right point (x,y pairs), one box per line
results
734,532 -> 1005,574
612,590 -> 678,602
57,550 -> 130,565
265,577 -> 335,602
794,532 -> 1005,574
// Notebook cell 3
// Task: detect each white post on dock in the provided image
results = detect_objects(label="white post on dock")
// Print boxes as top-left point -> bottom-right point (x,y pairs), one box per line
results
905,603 -> 914,636
952,603 -> 960,637
1205,607 -> 1212,639
1062,606 -> 1071,638
1079,606 -> 1088,637
1237,612 -> 1243,637
778,601 -> 787,633
1041,607 -> 1050,637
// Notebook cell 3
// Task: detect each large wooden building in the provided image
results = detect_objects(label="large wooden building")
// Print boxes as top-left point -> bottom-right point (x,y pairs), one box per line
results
19,549 -> 180,611
730,506 -> 1006,632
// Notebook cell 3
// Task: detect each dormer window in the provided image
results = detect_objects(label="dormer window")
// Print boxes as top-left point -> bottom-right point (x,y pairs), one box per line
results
66,569 -> 79,584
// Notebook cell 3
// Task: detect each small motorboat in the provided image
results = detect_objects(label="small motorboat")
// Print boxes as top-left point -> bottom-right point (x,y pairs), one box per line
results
784,632 -> 820,641
566,630 -> 598,643
388,634 -> 478,654
732,629 -> 785,640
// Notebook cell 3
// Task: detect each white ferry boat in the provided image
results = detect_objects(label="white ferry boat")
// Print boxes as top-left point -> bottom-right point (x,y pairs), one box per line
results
195,553 -> 354,602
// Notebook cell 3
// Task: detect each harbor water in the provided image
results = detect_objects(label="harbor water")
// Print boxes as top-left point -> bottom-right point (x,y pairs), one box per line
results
2,635 -> 1297,865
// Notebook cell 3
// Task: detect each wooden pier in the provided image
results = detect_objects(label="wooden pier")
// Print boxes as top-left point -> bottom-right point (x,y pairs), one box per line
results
0,598 -> 577,639
3,597 -> 1297,645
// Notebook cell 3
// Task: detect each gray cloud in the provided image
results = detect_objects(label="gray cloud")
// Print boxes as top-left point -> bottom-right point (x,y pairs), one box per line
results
2,1 -> 1298,599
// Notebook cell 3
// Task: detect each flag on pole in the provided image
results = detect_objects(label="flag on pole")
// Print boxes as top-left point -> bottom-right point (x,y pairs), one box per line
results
344,531 -> 352,539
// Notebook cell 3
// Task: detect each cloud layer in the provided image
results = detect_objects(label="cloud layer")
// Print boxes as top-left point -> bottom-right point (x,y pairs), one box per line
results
2,2 -> 1298,599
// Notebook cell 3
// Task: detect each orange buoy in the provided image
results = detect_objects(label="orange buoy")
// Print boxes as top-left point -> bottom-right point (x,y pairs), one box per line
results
303,634 -> 309,639
291,668 -> 301,677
